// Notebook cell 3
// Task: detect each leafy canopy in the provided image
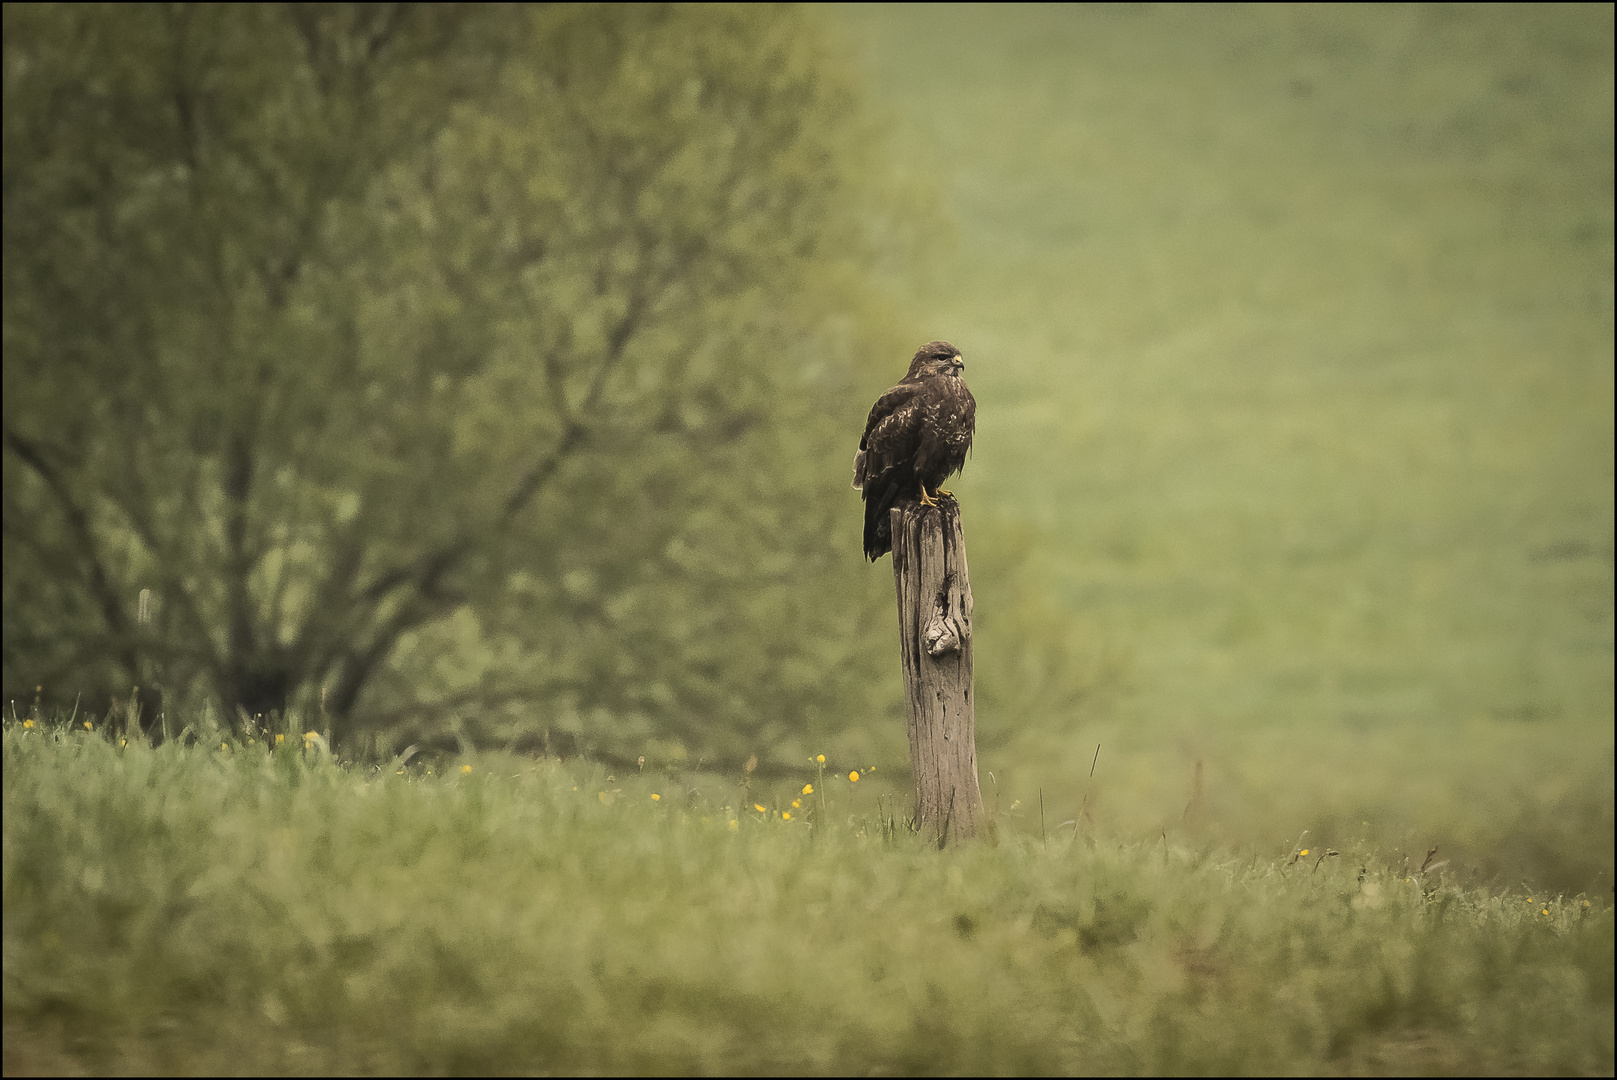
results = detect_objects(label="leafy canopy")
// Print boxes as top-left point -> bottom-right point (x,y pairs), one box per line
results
3,3 -> 899,764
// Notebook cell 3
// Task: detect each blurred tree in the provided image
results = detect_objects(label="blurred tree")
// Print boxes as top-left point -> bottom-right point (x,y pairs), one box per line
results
3,3 -> 900,763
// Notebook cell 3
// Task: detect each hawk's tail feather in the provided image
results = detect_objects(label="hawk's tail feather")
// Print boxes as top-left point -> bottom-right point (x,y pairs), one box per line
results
862,469 -> 907,561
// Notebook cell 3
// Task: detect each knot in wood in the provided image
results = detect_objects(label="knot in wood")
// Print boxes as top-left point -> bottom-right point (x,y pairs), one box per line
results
923,572 -> 970,657
924,609 -> 961,656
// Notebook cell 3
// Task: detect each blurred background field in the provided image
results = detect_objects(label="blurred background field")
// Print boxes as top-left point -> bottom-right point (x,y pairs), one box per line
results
841,3 -> 1613,894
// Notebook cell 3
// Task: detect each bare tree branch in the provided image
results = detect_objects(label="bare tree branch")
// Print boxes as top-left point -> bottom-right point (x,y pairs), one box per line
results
324,546 -> 462,718
3,427 -> 139,683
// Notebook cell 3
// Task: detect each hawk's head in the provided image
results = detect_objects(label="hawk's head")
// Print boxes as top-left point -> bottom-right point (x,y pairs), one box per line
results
906,340 -> 965,380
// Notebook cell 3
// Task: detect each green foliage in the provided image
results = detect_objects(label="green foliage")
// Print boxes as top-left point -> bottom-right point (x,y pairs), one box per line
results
2,4 -> 903,764
4,724 -> 1611,1074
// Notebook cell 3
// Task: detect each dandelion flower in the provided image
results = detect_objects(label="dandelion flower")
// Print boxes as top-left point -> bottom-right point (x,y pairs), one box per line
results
849,770 -> 860,783
221,742 -> 229,751
22,719 -> 34,729
754,803 -> 766,813
84,721 -> 93,731
1300,849 -> 1309,857
459,764 -> 473,774
782,811 -> 792,820
1541,908 -> 1549,916
276,734 -> 285,745
802,783 -> 813,795
816,754 -> 825,764
651,793 -> 661,801
792,799 -> 801,809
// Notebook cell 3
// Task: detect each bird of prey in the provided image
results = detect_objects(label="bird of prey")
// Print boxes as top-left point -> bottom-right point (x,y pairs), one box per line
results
852,340 -> 976,561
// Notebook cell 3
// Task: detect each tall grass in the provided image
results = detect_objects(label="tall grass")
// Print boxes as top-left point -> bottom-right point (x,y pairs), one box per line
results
5,720 -> 1611,1074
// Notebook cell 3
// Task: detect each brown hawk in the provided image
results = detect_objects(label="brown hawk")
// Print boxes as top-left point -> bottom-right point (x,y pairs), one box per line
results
852,340 -> 976,560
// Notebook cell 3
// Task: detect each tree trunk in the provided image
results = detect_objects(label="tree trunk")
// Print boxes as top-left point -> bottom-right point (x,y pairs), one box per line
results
891,495 -> 985,844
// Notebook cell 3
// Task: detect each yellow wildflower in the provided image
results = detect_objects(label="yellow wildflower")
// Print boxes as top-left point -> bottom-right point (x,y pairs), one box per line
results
729,819 -> 739,831
460,764 -> 473,775
782,811 -> 792,820
792,799 -> 801,809
816,754 -> 825,764
83,721 -> 93,731
22,719 -> 34,729
275,734 -> 285,745
1299,849 -> 1309,857
1541,908 -> 1549,916
849,770 -> 860,783
651,793 -> 661,801
754,803 -> 766,813
802,783 -> 813,795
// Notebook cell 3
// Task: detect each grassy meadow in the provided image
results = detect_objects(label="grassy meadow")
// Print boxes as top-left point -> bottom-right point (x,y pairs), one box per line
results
843,4 -> 1613,896
3,720 -> 1612,1075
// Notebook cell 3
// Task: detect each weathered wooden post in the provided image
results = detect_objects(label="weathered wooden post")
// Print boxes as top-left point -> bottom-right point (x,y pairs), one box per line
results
891,494 -> 985,843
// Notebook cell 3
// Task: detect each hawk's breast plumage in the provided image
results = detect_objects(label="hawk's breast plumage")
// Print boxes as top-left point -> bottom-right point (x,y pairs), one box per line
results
852,340 -> 976,560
